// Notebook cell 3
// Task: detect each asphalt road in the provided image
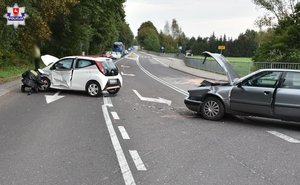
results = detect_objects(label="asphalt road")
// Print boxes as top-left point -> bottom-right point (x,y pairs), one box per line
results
1,52 -> 300,185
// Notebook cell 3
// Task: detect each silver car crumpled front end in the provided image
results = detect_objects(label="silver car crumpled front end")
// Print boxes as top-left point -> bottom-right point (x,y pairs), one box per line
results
184,87 -> 211,112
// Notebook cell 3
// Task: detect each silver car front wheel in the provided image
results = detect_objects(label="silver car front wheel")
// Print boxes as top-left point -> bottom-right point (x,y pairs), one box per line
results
201,97 -> 224,121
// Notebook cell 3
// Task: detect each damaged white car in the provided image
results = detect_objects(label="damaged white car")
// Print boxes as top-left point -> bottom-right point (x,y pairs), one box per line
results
40,55 -> 123,96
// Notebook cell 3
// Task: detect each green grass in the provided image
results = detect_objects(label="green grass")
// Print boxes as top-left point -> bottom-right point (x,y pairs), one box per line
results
0,64 -> 33,84
187,55 -> 253,76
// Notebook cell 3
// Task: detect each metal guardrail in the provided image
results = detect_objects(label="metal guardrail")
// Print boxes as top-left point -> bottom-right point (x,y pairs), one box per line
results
253,63 -> 300,71
143,50 -> 300,77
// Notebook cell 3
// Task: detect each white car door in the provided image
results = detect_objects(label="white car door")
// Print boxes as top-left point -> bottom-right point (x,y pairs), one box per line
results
50,58 -> 74,88
71,59 -> 96,90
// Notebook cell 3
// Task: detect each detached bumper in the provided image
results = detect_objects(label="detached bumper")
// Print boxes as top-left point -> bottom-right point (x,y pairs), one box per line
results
184,98 -> 202,112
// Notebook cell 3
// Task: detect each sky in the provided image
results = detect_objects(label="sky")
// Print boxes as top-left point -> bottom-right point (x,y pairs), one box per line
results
124,0 -> 266,39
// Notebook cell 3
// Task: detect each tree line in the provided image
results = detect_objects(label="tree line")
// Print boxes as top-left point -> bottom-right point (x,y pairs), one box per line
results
0,0 -> 134,67
137,19 -> 258,58
137,1 -> 300,63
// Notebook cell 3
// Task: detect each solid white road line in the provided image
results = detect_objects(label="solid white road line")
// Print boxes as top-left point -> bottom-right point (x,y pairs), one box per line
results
118,126 -> 130,140
136,56 -> 189,96
152,57 -> 169,67
111,111 -> 120,120
129,150 -> 147,171
102,105 -> 136,185
267,131 -> 300,144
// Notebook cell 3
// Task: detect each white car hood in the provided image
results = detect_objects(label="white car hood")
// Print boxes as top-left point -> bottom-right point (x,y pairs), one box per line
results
41,55 -> 59,66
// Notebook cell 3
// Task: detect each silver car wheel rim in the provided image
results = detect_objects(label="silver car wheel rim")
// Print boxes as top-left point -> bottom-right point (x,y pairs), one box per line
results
40,80 -> 48,90
203,101 -> 219,118
88,84 -> 99,96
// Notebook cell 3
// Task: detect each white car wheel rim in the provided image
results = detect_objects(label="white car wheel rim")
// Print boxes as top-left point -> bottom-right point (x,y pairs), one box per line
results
88,84 -> 99,96
204,101 -> 219,118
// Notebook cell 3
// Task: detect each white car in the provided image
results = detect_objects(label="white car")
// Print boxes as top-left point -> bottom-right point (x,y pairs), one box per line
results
111,51 -> 122,59
40,55 -> 123,96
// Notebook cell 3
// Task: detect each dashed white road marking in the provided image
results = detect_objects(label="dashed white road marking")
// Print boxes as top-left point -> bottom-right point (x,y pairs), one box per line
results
118,126 -> 130,140
111,111 -> 120,120
267,131 -> 300,144
121,72 -> 135,76
121,65 -> 131,68
102,104 -> 136,185
129,150 -> 147,171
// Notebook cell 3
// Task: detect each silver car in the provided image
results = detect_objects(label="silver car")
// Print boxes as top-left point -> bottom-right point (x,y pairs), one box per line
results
184,52 -> 300,121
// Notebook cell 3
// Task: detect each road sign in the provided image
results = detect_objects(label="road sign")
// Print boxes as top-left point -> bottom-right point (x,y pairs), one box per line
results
218,45 -> 225,50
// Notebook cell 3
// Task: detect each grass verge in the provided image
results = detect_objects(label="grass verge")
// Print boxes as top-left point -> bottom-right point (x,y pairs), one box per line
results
0,64 -> 33,84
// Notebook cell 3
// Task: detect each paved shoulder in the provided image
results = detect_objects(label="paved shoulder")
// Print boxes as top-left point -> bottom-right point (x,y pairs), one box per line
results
0,78 -> 21,97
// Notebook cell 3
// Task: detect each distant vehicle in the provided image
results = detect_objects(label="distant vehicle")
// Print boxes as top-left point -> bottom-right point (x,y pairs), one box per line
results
111,51 -> 122,59
40,55 -> 122,96
184,51 -> 300,121
101,51 -> 112,58
113,42 -> 125,56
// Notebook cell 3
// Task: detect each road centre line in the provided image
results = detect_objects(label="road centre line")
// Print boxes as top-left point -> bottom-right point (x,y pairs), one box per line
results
129,150 -> 147,171
136,56 -> 189,96
267,131 -> 300,144
102,104 -> 136,185
118,126 -> 130,140
111,111 -> 120,120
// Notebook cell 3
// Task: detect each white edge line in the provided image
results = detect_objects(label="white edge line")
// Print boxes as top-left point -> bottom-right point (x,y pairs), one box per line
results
152,57 -> 169,67
111,111 -> 120,120
102,105 -> 136,185
129,150 -> 147,171
267,131 -> 300,144
118,126 -> 130,140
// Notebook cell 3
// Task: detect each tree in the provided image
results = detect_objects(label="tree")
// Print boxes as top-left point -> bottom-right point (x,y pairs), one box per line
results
253,0 -> 298,27
171,19 -> 180,39
254,3 -> 300,62
117,22 -> 134,48
137,21 -> 160,51
163,21 -> 170,35
159,31 -> 177,53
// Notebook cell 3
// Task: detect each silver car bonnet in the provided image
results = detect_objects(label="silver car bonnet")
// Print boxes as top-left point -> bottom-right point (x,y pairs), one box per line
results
202,51 -> 239,84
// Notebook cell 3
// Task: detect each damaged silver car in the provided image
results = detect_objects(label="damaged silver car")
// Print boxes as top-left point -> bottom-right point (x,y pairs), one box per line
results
184,51 -> 300,121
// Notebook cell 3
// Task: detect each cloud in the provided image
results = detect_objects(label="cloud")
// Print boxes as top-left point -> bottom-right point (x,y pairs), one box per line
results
125,0 -> 265,38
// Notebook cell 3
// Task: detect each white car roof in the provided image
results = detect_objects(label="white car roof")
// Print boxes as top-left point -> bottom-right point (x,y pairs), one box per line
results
41,55 -> 112,66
